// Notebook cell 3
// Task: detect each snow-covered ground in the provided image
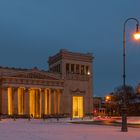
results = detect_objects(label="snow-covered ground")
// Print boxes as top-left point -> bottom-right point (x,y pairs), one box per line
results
0,118 -> 140,140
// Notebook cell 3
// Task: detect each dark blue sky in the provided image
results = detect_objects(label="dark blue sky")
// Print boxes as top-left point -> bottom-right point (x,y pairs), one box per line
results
0,0 -> 140,96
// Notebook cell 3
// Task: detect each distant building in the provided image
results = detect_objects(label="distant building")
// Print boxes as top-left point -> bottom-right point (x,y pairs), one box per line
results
136,83 -> 140,94
93,97 -> 106,116
0,49 -> 93,118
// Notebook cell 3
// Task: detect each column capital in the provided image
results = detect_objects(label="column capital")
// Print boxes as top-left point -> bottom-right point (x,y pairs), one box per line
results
13,87 -> 19,92
40,88 -> 46,93
1,86 -> 8,90
24,88 -> 30,93
2,86 -> 18,92
50,88 -> 56,93
57,89 -> 64,94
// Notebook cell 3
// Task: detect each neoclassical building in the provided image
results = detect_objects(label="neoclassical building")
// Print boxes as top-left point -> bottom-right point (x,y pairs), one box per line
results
0,49 -> 93,118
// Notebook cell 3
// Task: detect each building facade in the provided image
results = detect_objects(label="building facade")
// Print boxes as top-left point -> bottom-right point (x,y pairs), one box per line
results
0,49 -> 93,118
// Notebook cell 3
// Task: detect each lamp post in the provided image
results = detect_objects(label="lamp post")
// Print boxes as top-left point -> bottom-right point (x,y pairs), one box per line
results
105,96 -> 111,116
122,18 -> 140,132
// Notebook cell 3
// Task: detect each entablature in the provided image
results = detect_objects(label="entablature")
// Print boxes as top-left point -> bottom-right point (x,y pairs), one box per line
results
0,76 -> 64,87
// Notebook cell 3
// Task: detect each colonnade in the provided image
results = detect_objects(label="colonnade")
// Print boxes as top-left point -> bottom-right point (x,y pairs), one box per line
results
3,87 -> 62,118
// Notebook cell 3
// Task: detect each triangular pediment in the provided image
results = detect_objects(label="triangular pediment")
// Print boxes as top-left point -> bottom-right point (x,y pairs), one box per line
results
11,71 -> 59,80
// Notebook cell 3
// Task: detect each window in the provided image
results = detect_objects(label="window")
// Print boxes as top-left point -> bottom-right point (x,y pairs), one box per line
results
71,64 -> 74,73
86,66 -> 90,75
76,64 -> 79,74
58,64 -> 61,73
66,63 -> 69,73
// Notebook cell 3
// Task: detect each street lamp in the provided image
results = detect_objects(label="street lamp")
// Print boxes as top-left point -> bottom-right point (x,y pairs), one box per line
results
105,96 -> 110,101
122,18 -> 140,132
105,96 -> 111,116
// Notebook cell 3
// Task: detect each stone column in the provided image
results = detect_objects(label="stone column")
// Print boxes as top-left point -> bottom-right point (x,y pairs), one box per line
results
33,89 -> 42,118
1,87 -> 8,115
17,88 -> 20,115
29,88 -> 35,117
44,89 -> 47,115
7,87 -> 13,115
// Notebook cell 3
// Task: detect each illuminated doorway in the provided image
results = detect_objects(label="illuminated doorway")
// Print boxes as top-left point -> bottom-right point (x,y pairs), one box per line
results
72,96 -> 83,118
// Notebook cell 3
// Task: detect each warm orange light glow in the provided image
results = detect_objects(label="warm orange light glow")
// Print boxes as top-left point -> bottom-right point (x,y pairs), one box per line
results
29,89 -> 42,118
133,32 -> 140,40
137,87 -> 140,94
8,87 -> 13,115
87,71 -> 91,75
44,89 -> 51,115
106,96 -> 110,100
73,96 -> 83,118
18,88 -> 25,115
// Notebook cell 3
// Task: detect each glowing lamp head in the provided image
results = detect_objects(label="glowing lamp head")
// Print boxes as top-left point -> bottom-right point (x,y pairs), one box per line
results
87,71 -> 90,75
106,96 -> 110,101
133,33 -> 140,40
134,23 -> 140,40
